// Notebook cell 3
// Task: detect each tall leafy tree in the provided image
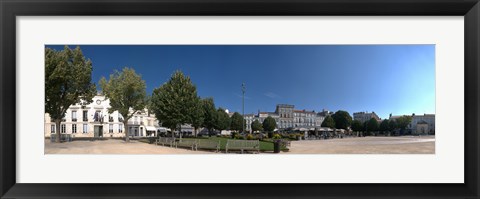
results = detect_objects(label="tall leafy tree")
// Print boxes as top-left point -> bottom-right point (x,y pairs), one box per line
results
202,97 -> 217,134
100,67 -> 146,142
388,119 -> 397,134
396,116 -> 412,135
215,108 -> 231,133
262,116 -> 277,132
351,120 -> 363,135
379,119 -> 390,134
45,46 -> 96,143
367,118 -> 379,135
321,115 -> 336,129
190,97 -> 204,137
251,120 -> 263,132
230,112 -> 244,133
332,110 -> 352,130
150,71 -> 198,139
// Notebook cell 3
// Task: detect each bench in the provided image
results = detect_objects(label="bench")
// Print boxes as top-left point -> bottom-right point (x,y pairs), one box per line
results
225,139 -> 260,154
156,137 -> 175,147
50,134 -> 72,142
175,139 -> 197,150
196,139 -> 220,152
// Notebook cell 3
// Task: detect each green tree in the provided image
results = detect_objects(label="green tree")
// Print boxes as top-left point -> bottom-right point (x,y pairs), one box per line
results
230,112 -> 244,133
190,97 -> 204,137
379,119 -> 390,134
367,118 -> 379,135
251,120 -> 263,132
388,119 -> 397,135
45,46 -> 96,143
332,110 -> 352,129
351,120 -> 363,136
201,97 -> 217,134
321,116 -> 336,129
215,108 -> 231,132
262,116 -> 277,132
150,71 -> 198,139
100,67 -> 146,142
396,116 -> 412,135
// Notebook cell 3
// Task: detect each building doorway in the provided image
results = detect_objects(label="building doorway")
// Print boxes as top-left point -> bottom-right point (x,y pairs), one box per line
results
94,125 -> 103,137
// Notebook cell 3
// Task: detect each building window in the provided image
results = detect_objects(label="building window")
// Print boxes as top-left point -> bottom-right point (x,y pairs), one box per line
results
72,111 -> 77,122
51,124 -> 55,134
72,124 -> 77,133
83,124 -> 88,134
94,111 -> 102,122
83,110 -> 88,121
61,124 -> 66,134
119,124 -> 123,133
109,116 -> 114,122
109,124 -> 113,133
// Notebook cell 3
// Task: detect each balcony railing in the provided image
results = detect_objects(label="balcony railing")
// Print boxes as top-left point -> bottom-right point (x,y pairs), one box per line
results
93,117 -> 104,123
72,118 -> 77,122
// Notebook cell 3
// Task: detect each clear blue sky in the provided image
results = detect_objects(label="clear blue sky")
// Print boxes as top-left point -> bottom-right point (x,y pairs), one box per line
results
46,45 -> 435,119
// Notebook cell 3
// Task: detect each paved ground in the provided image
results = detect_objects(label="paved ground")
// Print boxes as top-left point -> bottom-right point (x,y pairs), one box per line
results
45,139 -> 210,154
45,136 -> 435,154
285,136 -> 435,154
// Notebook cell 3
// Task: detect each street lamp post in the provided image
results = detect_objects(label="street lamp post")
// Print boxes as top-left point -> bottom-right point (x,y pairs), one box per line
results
242,83 -> 246,134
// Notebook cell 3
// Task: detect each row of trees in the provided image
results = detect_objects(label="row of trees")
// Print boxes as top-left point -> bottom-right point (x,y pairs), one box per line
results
319,110 -> 413,136
347,116 -> 412,136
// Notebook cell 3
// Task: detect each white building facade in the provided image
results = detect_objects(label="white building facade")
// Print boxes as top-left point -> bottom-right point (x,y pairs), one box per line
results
44,95 -> 162,138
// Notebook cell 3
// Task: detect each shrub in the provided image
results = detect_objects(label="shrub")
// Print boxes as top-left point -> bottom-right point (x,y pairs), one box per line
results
234,133 -> 242,139
272,133 -> 282,139
246,134 -> 254,140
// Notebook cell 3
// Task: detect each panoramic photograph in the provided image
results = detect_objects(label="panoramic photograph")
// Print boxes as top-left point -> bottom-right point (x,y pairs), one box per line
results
44,45 -> 435,154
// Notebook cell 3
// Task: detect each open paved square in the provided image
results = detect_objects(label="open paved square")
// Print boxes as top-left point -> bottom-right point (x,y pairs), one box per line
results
45,136 -> 434,154
286,136 -> 435,154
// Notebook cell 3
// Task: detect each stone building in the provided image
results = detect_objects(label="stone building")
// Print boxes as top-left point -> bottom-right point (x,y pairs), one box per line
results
294,109 -> 317,127
44,95 -> 162,139
353,111 -> 381,123
276,104 -> 294,129
411,114 -> 435,135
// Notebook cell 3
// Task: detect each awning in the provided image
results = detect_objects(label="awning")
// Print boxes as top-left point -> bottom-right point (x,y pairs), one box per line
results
157,127 -> 169,132
145,126 -> 156,131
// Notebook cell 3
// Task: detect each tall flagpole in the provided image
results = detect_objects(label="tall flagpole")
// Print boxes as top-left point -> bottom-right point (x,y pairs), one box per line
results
242,83 -> 246,134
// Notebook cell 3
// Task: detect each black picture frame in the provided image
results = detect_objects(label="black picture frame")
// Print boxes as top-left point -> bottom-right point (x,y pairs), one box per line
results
1,0 -> 479,198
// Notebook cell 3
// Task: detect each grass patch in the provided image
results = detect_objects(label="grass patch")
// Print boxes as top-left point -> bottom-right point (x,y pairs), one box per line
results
178,137 -> 288,152
141,136 -> 290,152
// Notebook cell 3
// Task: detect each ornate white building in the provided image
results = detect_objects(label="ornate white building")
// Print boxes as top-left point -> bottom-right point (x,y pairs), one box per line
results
44,95 -> 164,138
